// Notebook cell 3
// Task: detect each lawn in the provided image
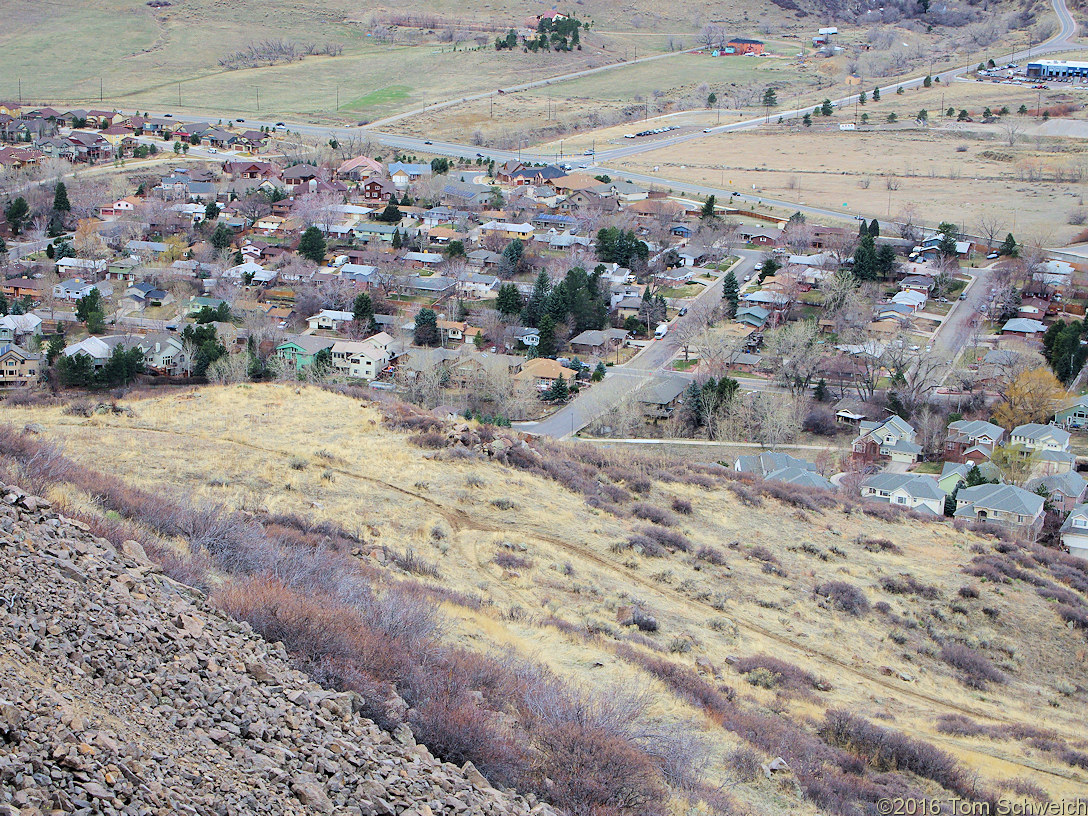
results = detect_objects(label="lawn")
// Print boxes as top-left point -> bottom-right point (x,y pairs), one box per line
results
672,358 -> 699,371
657,283 -> 702,299
912,461 -> 943,474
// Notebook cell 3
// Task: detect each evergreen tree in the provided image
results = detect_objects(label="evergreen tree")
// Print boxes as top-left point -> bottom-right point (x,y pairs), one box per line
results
45,243 -> 54,259
701,195 -> 717,218
496,282 -> 523,316
592,361 -> 606,381
204,200 -> 220,221
46,334 -> 65,365
876,244 -> 897,278
75,290 -> 103,324
298,226 -> 326,263
999,233 -> 1018,257
352,292 -> 373,324
413,308 -> 440,346
762,87 -> 778,107
868,219 -> 880,238
377,204 -> 403,223
853,234 -> 878,280
923,74 -> 932,87
872,87 -> 880,101
392,229 -> 403,249
537,314 -> 557,358
802,113 -> 812,127
446,239 -> 465,258
210,223 -> 233,250
721,270 -> 739,317
814,378 -> 828,402
4,197 -> 29,236
543,374 -> 569,402
53,182 -> 70,213
521,270 -> 551,327
859,90 -> 867,105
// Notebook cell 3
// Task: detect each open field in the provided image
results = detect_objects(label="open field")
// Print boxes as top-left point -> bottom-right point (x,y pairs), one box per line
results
3,383 -> 1087,810
616,117 -> 1088,242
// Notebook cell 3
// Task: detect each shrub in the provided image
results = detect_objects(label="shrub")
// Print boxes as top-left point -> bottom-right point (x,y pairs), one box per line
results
879,574 -> 940,599
410,430 -> 448,449
734,654 -> 819,695
939,643 -> 1006,689
625,533 -> 665,557
696,545 -> 727,566
493,552 -> 533,571
726,747 -> 763,782
748,545 -> 779,564
383,546 -> 441,578
727,482 -> 763,507
631,607 -> 659,632
640,524 -> 692,552
491,497 -> 517,510
815,581 -> 871,616
1056,604 -> 1088,631
858,536 -> 902,554
958,585 -> 980,599
819,709 -> 975,801
671,497 -> 693,515
632,502 -> 675,526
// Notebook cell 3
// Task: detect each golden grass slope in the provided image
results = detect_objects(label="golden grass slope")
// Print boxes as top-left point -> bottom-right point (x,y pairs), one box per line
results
5,384 -> 1088,808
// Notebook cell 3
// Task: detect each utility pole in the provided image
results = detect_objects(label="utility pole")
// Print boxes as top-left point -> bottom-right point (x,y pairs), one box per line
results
490,93 -> 493,118
335,85 -> 339,110
256,87 -> 260,111
178,82 -> 182,106
17,78 -> 21,104
100,77 -> 103,102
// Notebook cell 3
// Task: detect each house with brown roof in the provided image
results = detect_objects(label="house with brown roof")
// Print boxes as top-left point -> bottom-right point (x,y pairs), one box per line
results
360,177 -> 397,202
514,357 -> 576,388
337,155 -> 384,180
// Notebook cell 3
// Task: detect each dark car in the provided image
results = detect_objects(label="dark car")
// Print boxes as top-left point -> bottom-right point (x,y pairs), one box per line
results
424,140 -> 432,145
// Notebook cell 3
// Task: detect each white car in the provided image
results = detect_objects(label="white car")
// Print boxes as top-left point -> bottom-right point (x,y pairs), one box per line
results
986,252 -> 999,259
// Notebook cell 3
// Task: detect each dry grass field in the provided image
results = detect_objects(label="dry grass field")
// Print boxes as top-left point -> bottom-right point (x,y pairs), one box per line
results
3,383 -> 1087,812
616,113 -> 1088,242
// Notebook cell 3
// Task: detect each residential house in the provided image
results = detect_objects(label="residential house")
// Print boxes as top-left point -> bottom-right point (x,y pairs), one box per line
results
765,467 -> 834,491
739,227 -> 782,246
943,419 -> 1005,464
860,473 -> 945,515
637,375 -> 689,419
403,251 -> 444,269
852,415 -> 922,463
515,357 -> 576,389
890,289 -> 927,312
65,131 -> 113,163
56,258 -> 106,279
0,314 -> 42,346
307,309 -> 355,333
481,221 -> 535,241
99,196 -> 141,218
0,344 -> 40,386
138,332 -> 187,375
282,164 -> 319,194
388,162 -> 432,188
361,178 -> 397,202
899,275 -> 934,293
1027,471 -> 1088,513
222,160 -> 279,181
1055,394 -> 1088,430
938,462 -> 970,495
336,155 -> 384,181
52,278 -> 96,302
1001,318 -> 1048,339
569,329 -> 627,357
735,451 -> 818,477
724,37 -> 764,55
953,483 -> 1045,531
1010,423 -> 1073,473
276,335 -> 336,371
1059,504 -> 1088,560
467,249 -> 503,269
405,275 -> 457,298
330,333 -> 394,379
122,283 -> 172,310
2,278 -> 42,302
125,240 -> 170,258
221,260 -> 274,284
507,326 -> 540,349
436,320 -> 481,346
62,334 -> 143,368
457,273 -> 500,299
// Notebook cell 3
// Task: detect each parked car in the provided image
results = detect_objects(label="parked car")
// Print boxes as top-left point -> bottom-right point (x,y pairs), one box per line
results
986,252 -> 999,259
959,293 -> 968,300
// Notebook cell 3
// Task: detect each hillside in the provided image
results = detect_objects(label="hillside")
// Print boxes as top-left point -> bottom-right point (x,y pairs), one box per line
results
1,384 -> 1087,814
0,479 -> 553,815
0,0 -> 1038,120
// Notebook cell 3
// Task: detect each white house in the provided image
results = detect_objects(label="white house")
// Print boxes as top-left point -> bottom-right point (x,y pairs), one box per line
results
1060,504 -> 1088,560
890,289 -> 927,312
221,260 -> 274,284
307,309 -> 355,333
1010,423 -> 1071,454
852,415 -> 922,463
56,258 -> 106,278
53,278 -> 96,301
330,332 -> 394,379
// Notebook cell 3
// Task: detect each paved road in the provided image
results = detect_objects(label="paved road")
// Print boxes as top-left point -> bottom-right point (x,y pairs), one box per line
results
932,264 -> 998,361
517,251 -> 762,437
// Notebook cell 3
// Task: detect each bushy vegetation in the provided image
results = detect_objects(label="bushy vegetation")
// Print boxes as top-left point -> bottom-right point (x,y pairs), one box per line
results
814,581 -> 871,616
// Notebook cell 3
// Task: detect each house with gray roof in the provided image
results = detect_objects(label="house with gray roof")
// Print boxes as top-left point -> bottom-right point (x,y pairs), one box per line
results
953,483 -> 1045,531
766,467 -> 834,492
1055,394 -> 1088,430
1027,470 -> 1088,513
735,451 -> 817,477
852,415 -> 921,464
944,419 -> 1005,464
1059,504 -> 1088,560
1001,317 -> 1048,339
638,375 -> 689,419
860,473 -> 945,515
1010,423 -> 1075,475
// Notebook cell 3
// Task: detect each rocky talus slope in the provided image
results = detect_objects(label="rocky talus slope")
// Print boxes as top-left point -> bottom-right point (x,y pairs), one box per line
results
0,483 -> 555,816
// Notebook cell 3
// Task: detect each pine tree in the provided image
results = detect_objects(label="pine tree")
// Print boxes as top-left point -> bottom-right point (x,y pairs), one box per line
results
802,113 -> 812,127
53,182 -> 70,213
872,87 -> 880,101
496,283 -> 522,316
999,233 -> 1018,257
413,308 -> 440,346
721,271 -> 739,317
537,314 -> 558,358
853,234 -> 878,280
352,292 -> 373,324
298,226 -> 326,263
701,195 -> 717,218
821,99 -> 833,116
